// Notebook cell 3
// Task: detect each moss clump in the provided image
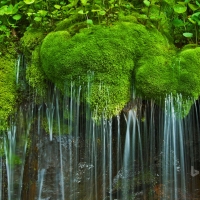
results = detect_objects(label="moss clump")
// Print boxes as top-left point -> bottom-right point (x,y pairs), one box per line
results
40,22 -> 173,117
0,46 -> 17,129
20,28 -> 45,58
20,28 -> 48,103
135,53 -> 177,100
176,47 -> 200,98
135,46 -> 200,117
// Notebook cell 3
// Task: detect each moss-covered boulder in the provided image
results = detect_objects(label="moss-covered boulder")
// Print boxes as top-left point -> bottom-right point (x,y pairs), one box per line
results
135,46 -> 200,117
40,22 -> 173,117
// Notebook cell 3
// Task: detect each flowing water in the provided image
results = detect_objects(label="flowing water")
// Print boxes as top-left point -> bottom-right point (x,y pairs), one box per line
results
1,61 -> 200,199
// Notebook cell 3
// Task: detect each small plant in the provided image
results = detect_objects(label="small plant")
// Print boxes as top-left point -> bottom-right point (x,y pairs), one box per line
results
172,0 -> 200,46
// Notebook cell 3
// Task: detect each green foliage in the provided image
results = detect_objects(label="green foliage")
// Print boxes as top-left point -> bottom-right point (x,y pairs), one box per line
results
172,0 -> 200,45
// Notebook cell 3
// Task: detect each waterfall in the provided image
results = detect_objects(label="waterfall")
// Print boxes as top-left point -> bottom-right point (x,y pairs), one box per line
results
1,83 -> 200,199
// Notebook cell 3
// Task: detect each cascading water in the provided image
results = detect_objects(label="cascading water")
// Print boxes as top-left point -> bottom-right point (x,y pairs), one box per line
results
1,76 -> 200,199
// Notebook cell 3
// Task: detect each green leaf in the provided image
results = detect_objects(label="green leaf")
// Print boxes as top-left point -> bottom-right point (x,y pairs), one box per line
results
188,17 -> 196,24
34,16 -> 42,21
178,2 -> 186,5
87,19 -> 93,25
143,0 -> 150,7
183,32 -> 193,37
38,10 -> 48,17
12,4 -> 18,15
138,14 -> 148,19
78,10 -> 84,14
23,0 -> 35,4
196,1 -> 200,7
54,5 -> 61,9
12,14 -> 22,20
172,18 -> 185,26
0,25 -> 7,31
99,10 -> 106,15
192,11 -> 200,17
188,3 -> 199,11
91,9 -> 100,12
81,0 -> 88,6
191,13 -> 200,25
0,1 -> 8,5
173,4 -> 187,13
0,6 -> 7,15
5,4 -> 13,15
184,0 -> 190,3
27,12 -> 33,16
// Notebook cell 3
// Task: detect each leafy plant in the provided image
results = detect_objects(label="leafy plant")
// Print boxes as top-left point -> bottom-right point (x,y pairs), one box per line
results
172,0 -> 200,45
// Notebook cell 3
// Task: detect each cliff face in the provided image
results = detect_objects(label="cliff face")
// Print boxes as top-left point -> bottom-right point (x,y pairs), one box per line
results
1,21 -> 200,125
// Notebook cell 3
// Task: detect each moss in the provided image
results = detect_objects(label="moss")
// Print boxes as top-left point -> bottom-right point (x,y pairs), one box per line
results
135,53 -> 177,100
40,22 -> 174,117
26,45 -> 47,100
0,46 -> 17,130
42,117 -> 69,135
20,28 -> 45,58
135,46 -> 200,117
55,15 -> 83,32
176,47 -> 200,98
20,28 -> 48,103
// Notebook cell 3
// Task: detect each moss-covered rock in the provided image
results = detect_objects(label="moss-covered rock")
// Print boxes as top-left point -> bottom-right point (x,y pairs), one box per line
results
40,22 -> 173,117
135,46 -> 200,117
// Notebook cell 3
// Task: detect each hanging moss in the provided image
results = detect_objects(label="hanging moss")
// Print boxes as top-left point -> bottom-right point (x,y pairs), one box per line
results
26,45 -> 47,102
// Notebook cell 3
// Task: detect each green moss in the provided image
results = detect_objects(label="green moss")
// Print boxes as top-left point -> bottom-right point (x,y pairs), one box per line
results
20,28 -> 45,58
20,28 -> 48,103
135,46 -> 200,117
0,47 -> 17,130
176,47 -> 200,98
135,53 -> 177,100
42,117 -> 69,135
26,46 -> 47,100
40,22 -> 174,117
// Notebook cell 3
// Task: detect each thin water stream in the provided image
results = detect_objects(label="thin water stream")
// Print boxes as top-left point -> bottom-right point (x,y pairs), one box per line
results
0,83 -> 200,199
